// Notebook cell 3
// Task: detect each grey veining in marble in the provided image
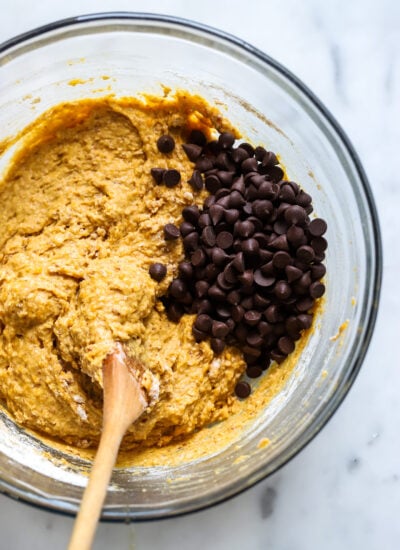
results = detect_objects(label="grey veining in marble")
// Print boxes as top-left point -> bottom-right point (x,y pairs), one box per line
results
0,1 -> 399,549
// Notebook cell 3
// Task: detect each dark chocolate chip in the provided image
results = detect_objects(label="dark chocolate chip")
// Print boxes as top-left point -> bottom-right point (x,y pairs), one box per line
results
150,167 -> 165,184
239,142 -> 255,156
216,231 -> 234,250
178,261 -> 193,279
261,151 -> 278,166
212,321 -> 230,339
157,134 -> 175,154
198,213 -> 211,228
241,238 -> 260,257
232,305 -> 245,322
191,248 -> 207,267
310,237 -> 328,254
285,265 -> 303,282
202,226 -> 217,247
218,131 -> 235,149
284,205 -> 307,225
182,143 -> 202,162
195,280 -> 210,298
167,303 -> 184,322
183,232 -> 199,251
309,281 -> 325,298
188,170 -> 204,191
277,336 -> 295,355
149,263 -> 167,282
169,278 -> 187,299
254,270 -> 275,288
182,205 -> 200,225
244,310 -> 262,326
205,174 -> 222,193
208,204 -> 224,226
242,157 -> 258,173
274,281 -> 292,300
272,251 -> 292,269
163,169 -> 181,187
164,223 -> 180,240
297,313 -> 313,329
309,218 -> 327,237
232,147 -> 249,163
225,209 -> 240,224
238,269 -> 254,287
188,129 -> 207,147
311,263 -> 326,280
296,245 -> 315,263
192,326 -> 208,342
235,381 -> 251,398
211,338 -> 226,354
195,314 -> 212,333
195,156 -> 214,172
180,221 -> 196,237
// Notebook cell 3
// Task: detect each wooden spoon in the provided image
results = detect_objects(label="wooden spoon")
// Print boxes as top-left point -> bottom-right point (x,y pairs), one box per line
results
68,343 -> 148,550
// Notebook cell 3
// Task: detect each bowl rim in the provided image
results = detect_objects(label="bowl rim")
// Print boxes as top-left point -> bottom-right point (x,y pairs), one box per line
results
0,11 -> 383,521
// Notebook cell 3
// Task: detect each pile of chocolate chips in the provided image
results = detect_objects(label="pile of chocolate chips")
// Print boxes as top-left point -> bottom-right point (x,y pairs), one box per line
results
150,130 -> 327,399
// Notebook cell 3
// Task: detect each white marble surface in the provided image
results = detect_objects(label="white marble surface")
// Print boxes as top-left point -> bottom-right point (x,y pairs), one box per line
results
0,1 -> 399,548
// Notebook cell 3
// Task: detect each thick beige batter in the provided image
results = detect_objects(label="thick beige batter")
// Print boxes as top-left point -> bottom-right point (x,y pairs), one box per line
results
0,93 -> 246,449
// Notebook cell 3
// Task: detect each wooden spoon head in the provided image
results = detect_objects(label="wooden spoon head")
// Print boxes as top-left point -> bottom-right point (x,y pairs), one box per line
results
102,343 -> 148,432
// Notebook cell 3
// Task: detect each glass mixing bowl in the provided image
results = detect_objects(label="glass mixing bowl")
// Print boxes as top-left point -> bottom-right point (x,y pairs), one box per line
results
0,13 -> 382,519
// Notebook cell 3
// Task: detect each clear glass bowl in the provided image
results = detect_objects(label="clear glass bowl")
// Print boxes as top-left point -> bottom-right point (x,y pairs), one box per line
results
0,13 -> 382,519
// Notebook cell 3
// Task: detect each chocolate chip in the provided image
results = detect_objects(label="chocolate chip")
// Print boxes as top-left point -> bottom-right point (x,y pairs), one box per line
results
239,142 -> 255,156
202,226 -> 216,247
232,305 -> 245,323
225,209 -> 240,224
238,269 -> 254,287
310,236 -> 328,254
269,234 -> 289,251
278,336 -> 295,355
296,296 -> 315,312
192,326 -> 208,342
212,321 -> 230,339
182,143 -> 202,162
157,134 -> 175,154
287,225 -> 306,247
208,285 -> 226,301
164,223 -> 180,240
218,132 -> 235,149
227,290 -> 241,305
178,261 -> 193,279
167,303 -> 184,322
195,280 -> 209,298
180,221 -> 196,237
216,231 -> 234,250
235,381 -> 251,398
183,232 -> 199,251
150,167 -> 165,184
192,248 -> 206,267
163,169 -> 181,187
274,281 -> 292,300
311,263 -> 326,280
205,174 -> 222,193
241,238 -> 260,257
284,205 -> 307,225
244,310 -> 262,326
212,247 -> 230,266
188,129 -> 207,147
242,157 -> 258,173
182,205 -> 200,225
209,204 -> 225,225
235,220 -> 255,238
195,156 -> 214,172
254,270 -> 275,288
285,265 -> 303,282
195,314 -> 212,333
198,213 -> 211,228
309,218 -> 327,237
296,245 -> 315,263
232,147 -> 249,164
309,281 -> 325,298
211,338 -> 226,354
272,251 -> 291,269
149,263 -> 167,282
297,313 -> 313,329
169,279 -> 186,299
188,170 -> 204,191
261,151 -> 278,166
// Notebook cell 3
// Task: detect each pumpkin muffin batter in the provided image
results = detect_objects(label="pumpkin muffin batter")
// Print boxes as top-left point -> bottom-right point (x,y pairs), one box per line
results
0,93 -> 245,449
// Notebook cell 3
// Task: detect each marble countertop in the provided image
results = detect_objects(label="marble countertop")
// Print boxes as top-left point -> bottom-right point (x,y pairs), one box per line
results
0,1 -> 399,548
